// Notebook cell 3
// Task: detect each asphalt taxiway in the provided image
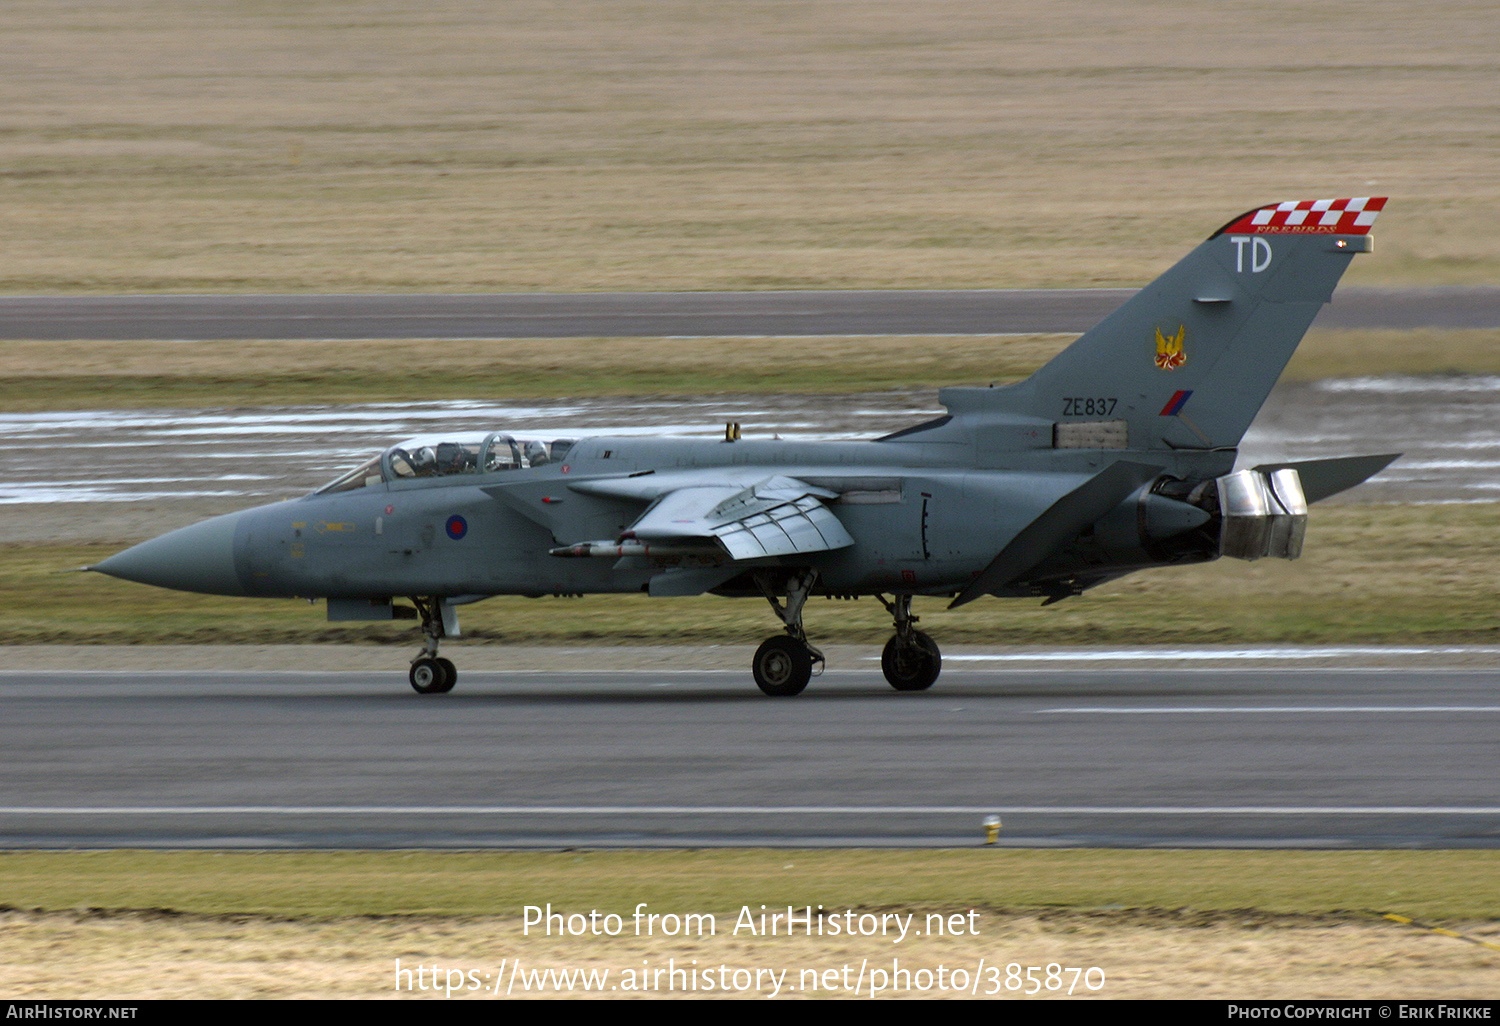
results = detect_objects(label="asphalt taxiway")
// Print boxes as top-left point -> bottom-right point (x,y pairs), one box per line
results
1,286 -> 1496,339
1,662 -> 1495,848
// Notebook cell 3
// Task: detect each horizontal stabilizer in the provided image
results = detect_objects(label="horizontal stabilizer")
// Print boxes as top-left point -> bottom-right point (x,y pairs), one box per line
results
950,461 -> 1164,608
1252,453 -> 1400,504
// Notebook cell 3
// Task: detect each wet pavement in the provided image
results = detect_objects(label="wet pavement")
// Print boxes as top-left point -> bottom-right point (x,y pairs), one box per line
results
1,378 -> 1493,542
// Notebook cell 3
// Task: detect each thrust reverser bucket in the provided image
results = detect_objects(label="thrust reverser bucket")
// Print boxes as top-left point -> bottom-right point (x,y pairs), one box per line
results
1217,468 -> 1308,561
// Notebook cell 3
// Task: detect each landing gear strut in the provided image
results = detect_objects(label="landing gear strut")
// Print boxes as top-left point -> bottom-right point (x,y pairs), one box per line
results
752,570 -> 823,696
877,593 -> 941,691
408,596 -> 456,694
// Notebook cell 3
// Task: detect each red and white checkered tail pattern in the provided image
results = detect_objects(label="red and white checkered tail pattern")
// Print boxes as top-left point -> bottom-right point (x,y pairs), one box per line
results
1217,197 -> 1388,236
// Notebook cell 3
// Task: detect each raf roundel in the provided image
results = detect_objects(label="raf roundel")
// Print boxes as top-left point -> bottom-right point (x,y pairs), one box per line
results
445,515 -> 468,540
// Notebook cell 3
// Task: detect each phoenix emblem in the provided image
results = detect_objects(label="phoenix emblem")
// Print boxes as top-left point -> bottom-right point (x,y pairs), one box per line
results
1154,325 -> 1186,370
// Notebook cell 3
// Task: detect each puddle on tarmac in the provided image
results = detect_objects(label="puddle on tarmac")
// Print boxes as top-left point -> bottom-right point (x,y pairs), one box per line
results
1,380 -> 1493,506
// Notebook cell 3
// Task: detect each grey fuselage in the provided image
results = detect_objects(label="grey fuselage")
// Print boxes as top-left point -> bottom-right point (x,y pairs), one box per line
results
213,434 -> 1231,602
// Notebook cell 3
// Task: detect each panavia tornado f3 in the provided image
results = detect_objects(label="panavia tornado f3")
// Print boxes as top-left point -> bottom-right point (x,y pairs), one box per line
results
92,199 -> 1400,696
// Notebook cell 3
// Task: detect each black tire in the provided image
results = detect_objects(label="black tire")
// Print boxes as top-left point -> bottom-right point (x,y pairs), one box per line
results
410,657 -> 448,694
434,657 -> 457,693
752,635 -> 813,697
881,631 -> 942,691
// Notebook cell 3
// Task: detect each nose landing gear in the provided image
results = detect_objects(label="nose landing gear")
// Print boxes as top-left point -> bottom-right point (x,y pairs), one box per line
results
877,593 -> 941,691
408,596 -> 457,694
410,654 -> 456,694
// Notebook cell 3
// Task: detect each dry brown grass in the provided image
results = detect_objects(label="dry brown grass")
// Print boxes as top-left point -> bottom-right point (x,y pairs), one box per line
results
0,334 -> 1065,381
0,332 -> 1070,408
2,328 -> 1497,409
1285,329 -> 1500,381
2,849 -> 1496,999
0,1 -> 1496,294
2,909 -> 1495,999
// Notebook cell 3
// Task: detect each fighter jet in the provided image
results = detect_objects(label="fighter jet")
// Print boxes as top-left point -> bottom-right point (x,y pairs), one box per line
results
92,198 -> 1399,696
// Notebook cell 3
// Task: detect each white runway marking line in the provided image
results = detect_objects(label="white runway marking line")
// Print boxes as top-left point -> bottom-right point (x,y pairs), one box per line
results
940,646 -> 1500,662
1037,706 -> 1500,714
1,805 -> 1497,816
0,669 -> 751,678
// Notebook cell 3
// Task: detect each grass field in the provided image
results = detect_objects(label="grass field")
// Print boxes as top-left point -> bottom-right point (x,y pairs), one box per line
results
2,850 -> 1494,999
12,502 -> 1500,646
3,849 -> 1495,920
0,328 -> 1495,410
0,1 -> 1496,294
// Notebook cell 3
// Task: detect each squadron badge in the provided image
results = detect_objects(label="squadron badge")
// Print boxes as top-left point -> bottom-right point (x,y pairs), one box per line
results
1154,325 -> 1186,370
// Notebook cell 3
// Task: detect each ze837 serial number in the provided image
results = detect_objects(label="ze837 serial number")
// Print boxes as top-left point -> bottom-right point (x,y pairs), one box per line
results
1061,397 -> 1117,417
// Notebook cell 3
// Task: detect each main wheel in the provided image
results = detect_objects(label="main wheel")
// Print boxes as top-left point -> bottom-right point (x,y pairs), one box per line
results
434,657 -> 457,693
881,631 -> 941,691
752,635 -> 813,697
410,657 -> 452,694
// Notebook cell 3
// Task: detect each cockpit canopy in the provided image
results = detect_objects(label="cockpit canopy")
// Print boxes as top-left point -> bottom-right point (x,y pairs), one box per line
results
316,431 -> 576,494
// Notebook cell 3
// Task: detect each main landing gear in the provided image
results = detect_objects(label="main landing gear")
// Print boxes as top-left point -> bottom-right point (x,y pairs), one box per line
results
877,593 -> 942,692
408,596 -> 456,695
748,577 -> 943,696
752,570 -> 824,697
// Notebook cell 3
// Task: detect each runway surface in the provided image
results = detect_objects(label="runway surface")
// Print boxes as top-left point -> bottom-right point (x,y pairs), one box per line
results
2,664 -> 1496,848
1,286 -> 1497,339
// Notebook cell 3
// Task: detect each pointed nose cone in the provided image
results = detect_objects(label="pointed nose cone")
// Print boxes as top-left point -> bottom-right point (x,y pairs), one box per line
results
93,511 -> 248,596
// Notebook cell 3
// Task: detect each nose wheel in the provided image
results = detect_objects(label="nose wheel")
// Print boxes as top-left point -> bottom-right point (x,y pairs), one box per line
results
410,656 -> 456,694
408,597 -> 457,694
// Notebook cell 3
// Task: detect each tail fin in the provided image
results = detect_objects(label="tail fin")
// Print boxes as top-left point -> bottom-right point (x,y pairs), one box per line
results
940,198 -> 1386,450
